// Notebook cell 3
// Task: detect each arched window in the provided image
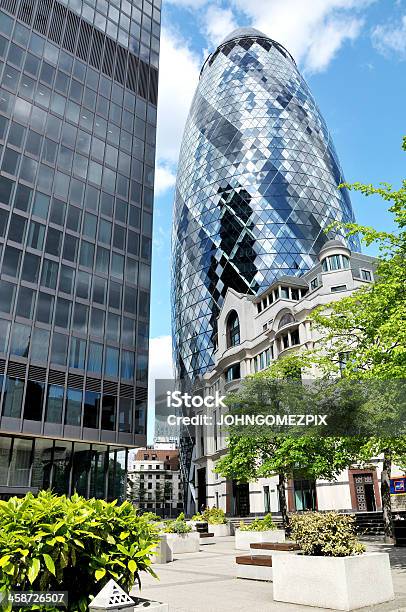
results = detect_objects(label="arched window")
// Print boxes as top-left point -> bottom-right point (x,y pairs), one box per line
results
226,310 -> 240,348
278,313 -> 295,330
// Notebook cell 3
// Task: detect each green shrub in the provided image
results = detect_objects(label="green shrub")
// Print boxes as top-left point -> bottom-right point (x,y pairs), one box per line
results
192,507 -> 227,525
164,512 -> 192,534
203,507 -> 227,525
238,514 -> 276,531
141,511 -> 161,523
289,512 -> 365,557
0,491 -> 160,611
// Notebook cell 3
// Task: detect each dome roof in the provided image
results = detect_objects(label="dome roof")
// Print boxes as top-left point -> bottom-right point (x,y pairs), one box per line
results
319,239 -> 350,256
220,27 -> 269,46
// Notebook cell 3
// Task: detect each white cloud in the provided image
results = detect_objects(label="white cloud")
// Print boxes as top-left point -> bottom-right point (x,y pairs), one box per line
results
371,15 -> 406,59
154,163 -> 177,196
156,29 -> 202,167
149,335 -> 173,381
147,336 -> 173,441
204,6 -> 238,46
228,0 -> 374,73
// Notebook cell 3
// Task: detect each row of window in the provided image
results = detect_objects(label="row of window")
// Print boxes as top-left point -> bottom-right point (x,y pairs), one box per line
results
0,178 -> 150,247
252,346 -> 274,373
257,285 -> 308,313
0,375 -> 145,432
0,264 -> 149,319
0,17 -> 157,121
1,34 -> 157,129
0,88 -> 155,209
0,209 -> 151,270
0,320 -> 147,379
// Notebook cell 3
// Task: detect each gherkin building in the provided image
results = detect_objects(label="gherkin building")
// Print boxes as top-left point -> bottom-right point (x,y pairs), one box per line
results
171,27 -> 359,381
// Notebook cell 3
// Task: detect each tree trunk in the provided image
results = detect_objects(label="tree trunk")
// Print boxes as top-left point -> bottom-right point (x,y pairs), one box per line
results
381,451 -> 394,543
278,473 -> 290,531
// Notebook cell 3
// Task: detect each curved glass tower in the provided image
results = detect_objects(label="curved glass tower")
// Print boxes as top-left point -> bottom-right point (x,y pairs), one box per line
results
172,27 -> 359,380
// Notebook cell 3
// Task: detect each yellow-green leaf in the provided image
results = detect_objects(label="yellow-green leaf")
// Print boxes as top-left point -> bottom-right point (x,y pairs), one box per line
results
43,554 -> 55,576
119,532 -> 129,540
0,555 -> 11,568
95,568 -> 106,581
128,560 -> 137,573
28,558 -> 40,584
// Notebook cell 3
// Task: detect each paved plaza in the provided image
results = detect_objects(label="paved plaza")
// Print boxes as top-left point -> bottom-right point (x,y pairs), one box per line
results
132,537 -> 406,612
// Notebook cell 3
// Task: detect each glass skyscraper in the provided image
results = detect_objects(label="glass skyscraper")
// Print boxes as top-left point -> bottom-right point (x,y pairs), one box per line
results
172,27 -> 359,381
0,0 -> 160,499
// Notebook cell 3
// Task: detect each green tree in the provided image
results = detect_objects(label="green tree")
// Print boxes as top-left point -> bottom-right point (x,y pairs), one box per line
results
309,137 -> 406,540
215,354 -> 360,529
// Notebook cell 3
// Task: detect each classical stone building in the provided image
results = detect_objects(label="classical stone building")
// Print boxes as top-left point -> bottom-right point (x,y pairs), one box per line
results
192,240 -> 405,515
128,445 -> 183,517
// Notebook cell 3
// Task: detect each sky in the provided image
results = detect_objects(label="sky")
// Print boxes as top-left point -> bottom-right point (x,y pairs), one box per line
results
147,0 -> 406,437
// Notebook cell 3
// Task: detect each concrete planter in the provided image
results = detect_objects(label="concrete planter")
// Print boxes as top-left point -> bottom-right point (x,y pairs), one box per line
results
273,552 -> 394,611
210,523 -> 231,537
235,529 -> 285,550
166,531 -> 200,554
152,534 -> 173,564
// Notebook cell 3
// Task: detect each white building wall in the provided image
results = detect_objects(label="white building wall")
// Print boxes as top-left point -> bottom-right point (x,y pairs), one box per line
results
192,244 -> 382,515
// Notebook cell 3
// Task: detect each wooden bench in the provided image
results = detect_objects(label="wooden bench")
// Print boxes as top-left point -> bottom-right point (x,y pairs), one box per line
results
199,532 -> 214,538
235,555 -> 273,581
250,542 -> 300,555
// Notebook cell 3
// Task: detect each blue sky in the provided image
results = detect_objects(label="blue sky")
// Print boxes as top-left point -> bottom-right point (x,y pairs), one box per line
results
147,0 -> 406,406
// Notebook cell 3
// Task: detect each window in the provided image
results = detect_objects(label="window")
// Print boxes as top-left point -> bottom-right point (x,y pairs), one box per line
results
83,391 -> 100,429
24,380 -> 45,421
0,280 -> 16,314
278,313 -> 295,329
31,328 -> 49,362
16,287 -> 35,319
226,311 -> 240,348
291,328 -> 300,346
360,269 -> 372,282
225,363 -> 240,382
310,277 -> 319,291
331,285 -> 347,293
321,254 -> 350,272
101,395 -> 116,430
10,323 -> 30,357
280,286 -> 289,299
45,385 -> 64,423
69,337 -> 86,370
87,342 -> 103,374
50,333 -> 68,366
65,389 -> 82,426
2,377 -> 24,418
36,293 -> 54,325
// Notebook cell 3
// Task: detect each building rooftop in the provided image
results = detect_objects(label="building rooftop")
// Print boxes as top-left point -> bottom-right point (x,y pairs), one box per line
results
220,27 -> 269,46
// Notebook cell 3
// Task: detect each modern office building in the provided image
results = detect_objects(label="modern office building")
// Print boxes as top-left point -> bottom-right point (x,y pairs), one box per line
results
193,241 -> 406,516
0,0 -> 160,498
172,27 -> 360,383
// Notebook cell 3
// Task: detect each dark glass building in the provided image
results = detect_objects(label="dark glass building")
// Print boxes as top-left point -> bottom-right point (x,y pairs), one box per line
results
172,27 -> 360,381
0,0 -> 160,499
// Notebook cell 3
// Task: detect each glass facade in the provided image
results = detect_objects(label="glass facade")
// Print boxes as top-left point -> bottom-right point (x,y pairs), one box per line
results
172,27 -> 360,380
0,0 -> 160,496
0,434 -> 127,501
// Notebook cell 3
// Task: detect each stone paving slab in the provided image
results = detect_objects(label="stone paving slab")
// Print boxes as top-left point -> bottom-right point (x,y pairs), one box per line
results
132,537 -> 406,612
